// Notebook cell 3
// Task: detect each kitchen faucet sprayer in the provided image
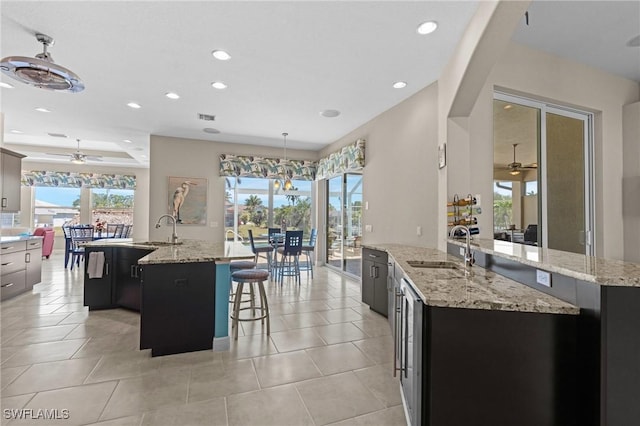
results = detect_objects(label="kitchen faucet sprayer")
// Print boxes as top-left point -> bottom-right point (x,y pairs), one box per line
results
449,225 -> 475,267
155,214 -> 179,244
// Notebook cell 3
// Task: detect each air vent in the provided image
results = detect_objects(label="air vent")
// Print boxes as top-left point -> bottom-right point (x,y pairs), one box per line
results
47,132 -> 67,138
197,113 -> 216,121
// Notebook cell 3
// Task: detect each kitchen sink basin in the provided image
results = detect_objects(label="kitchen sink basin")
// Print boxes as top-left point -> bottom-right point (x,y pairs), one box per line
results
407,260 -> 459,269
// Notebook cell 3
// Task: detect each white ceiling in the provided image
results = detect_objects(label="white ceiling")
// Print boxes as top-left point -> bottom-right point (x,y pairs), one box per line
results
1,1 -> 638,169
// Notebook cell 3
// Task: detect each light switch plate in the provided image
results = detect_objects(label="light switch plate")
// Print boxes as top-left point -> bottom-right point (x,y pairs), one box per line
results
459,247 -> 465,256
365,225 -> 372,232
536,270 -> 552,287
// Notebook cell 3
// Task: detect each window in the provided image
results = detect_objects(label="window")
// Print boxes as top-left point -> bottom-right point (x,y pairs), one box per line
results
225,177 -> 313,242
91,188 -> 135,225
493,181 -> 513,233
34,187 -> 82,236
525,180 -> 538,196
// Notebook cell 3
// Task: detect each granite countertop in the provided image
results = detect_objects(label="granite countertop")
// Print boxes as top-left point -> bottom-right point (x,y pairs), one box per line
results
449,238 -> 640,287
83,238 -> 255,264
364,243 -> 579,315
1,235 -> 43,243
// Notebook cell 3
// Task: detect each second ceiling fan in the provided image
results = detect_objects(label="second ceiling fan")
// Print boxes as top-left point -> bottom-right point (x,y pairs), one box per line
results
506,143 -> 537,175
46,139 -> 103,164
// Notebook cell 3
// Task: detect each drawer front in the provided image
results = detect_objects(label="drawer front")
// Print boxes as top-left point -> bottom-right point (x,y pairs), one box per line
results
1,251 -> 26,275
1,270 -> 27,300
1,240 -> 27,255
363,248 -> 388,263
26,239 -> 43,251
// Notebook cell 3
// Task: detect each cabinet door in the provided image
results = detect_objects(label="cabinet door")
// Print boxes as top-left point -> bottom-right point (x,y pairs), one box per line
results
115,248 -> 151,311
25,247 -> 43,289
362,259 -> 375,306
1,152 -> 23,212
83,248 -> 115,309
373,261 -> 389,317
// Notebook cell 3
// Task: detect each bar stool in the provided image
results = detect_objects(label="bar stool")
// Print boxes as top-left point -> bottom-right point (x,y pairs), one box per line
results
229,260 -> 258,305
230,269 -> 270,340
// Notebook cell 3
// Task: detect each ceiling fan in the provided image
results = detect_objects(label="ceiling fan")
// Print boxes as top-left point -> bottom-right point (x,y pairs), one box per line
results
505,143 -> 537,175
46,139 -> 103,164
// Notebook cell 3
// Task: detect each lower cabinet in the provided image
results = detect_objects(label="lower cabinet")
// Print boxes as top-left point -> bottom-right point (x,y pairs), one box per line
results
362,248 -> 388,316
1,238 -> 43,300
83,247 -> 152,311
140,262 -> 216,356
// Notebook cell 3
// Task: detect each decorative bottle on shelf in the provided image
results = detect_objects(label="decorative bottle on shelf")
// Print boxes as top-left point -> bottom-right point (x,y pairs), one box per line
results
281,218 -> 287,232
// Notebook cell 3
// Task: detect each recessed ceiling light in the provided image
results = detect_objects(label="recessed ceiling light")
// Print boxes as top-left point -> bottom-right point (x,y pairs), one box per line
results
503,104 -> 513,110
123,139 -> 133,143
417,21 -> 438,35
211,50 -> 231,61
127,102 -> 141,109
320,109 -> 341,118
10,129 -> 23,134
48,133 -> 67,138
392,81 -> 407,89
203,128 -> 221,134
165,92 -> 180,100
140,154 -> 147,159
35,107 -> 51,113
0,82 -> 14,89
211,81 -> 227,90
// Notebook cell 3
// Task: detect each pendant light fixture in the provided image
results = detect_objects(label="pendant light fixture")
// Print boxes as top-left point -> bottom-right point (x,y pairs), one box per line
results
275,132 -> 293,191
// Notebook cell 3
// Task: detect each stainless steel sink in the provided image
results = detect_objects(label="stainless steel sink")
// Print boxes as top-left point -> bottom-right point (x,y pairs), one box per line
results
407,260 -> 459,269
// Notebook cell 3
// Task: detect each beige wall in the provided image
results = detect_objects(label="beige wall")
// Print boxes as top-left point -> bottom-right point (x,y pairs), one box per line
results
622,102 -> 640,262
149,135 -> 316,243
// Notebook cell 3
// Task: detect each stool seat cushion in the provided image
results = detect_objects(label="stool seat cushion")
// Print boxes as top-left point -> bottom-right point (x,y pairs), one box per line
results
230,261 -> 257,270
232,269 -> 269,282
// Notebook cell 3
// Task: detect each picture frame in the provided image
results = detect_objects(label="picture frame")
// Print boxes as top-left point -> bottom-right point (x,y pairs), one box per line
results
438,143 -> 447,169
167,176 -> 208,225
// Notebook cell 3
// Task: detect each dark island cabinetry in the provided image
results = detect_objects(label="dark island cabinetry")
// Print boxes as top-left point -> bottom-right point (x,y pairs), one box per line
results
140,262 -> 216,356
84,247 -> 152,311
361,248 -> 388,316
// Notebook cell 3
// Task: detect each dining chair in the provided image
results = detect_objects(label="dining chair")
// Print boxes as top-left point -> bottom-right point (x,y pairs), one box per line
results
301,228 -> 317,278
276,230 -> 303,285
62,225 -> 73,268
69,226 -> 94,270
248,230 -> 275,270
123,224 -> 133,238
107,223 -> 125,238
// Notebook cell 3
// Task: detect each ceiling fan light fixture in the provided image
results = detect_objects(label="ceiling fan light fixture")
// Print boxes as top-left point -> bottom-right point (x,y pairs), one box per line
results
509,169 -> 521,176
0,33 -> 84,93
70,154 -> 86,164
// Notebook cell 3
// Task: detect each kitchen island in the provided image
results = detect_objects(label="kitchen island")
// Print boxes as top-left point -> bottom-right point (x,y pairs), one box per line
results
364,243 -> 579,426
82,238 -> 254,355
447,238 -> 640,426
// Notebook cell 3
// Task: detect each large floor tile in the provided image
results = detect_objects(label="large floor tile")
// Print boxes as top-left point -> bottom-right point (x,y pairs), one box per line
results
99,368 -> 190,420
1,365 -> 29,390
306,343 -> 375,375
141,397 -> 227,426
84,414 -> 143,426
318,308 -> 364,324
353,363 -> 402,408
0,339 -> 87,368
221,334 -> 278,360
227,384 -> 313,426
252,350 -> 322,388
352,318 -> 392,337
85,351 -> 163,383
2,324 -> 78,346
330,405 -> 406,425
353,336 -> 394,365
269,328 -> 326,352
10,381 -> 117,426
71,333 -> 140,358
312,322 -> 370,344
281,311 -> 330,329
188,359 -> 259,402
296,372 -> 385,425
2,357 -> 101,396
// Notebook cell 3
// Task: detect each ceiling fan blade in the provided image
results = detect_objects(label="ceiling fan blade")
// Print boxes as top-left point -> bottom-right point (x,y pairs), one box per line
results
86,156 -> 103,161
45,152 -> 72,157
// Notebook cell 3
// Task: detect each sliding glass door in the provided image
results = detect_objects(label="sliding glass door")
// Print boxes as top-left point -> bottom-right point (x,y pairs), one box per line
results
493,92 -> 594,255
326,174 -> 363,276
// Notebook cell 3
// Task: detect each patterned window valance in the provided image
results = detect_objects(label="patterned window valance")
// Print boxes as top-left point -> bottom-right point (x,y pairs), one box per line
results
316,138 -> 365,180
21,171 -> 137,189
219,154 -> 317,181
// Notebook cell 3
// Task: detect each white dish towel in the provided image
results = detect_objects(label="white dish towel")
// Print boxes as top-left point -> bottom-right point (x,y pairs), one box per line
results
87,251 -> 105,279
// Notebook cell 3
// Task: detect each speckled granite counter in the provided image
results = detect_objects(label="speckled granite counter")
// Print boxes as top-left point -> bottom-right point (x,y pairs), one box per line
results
364,243 -> 579,315
449,238 -> 640,287
83,238 -> 254,264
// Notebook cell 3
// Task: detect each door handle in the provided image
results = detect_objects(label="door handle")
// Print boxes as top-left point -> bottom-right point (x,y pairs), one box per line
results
25,252 -> 31,263
105,263 -> 109,276
1,262 -> 13,266
1,198 -> 7,208
404,298 -> 409,379
1,282 -> 14,288
131,264 -> 137,278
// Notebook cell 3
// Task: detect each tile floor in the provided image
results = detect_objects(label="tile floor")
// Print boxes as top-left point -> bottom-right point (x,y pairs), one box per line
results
1,250 -> 405,426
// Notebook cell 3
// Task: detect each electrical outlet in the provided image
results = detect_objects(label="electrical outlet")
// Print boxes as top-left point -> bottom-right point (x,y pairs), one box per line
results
365,225 -> 373,232
536,270 -> 552,287
416,226 -> 422,236
475,194 -> 481,207
209,221 -> 218,228
365,201 -> 369,210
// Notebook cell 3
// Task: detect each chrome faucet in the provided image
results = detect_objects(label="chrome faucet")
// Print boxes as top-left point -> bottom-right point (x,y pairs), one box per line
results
155,214 -> 178,244
449,225 -> 474,267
